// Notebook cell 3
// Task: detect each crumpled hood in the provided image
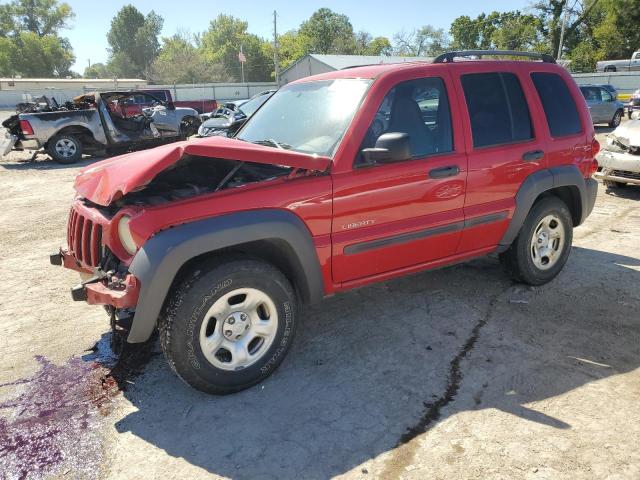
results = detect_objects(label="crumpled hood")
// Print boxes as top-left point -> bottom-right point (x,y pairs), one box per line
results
608,119 -> 640,148
74,136 -> 332,206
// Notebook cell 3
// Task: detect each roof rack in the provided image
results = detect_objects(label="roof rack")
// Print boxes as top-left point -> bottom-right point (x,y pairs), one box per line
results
433,50 -> 556,64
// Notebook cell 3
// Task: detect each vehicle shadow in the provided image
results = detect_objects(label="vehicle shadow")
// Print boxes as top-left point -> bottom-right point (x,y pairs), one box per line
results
112,246 -> 640,479
603,183 -> 640,200
0,154 -> 105,171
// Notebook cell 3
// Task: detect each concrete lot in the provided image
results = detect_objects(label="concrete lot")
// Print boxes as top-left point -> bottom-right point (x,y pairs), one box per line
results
0,116 -> 639,479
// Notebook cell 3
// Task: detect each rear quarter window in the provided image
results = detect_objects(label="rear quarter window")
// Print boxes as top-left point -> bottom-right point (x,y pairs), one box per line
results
531,72 -> 582,137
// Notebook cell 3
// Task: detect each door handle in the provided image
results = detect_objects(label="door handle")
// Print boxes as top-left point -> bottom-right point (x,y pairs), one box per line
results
522,150 -> 544,162
429,165 -> 460,179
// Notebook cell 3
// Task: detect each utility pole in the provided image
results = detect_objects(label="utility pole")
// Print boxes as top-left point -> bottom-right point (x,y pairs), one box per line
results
273,10 -> 280,85
557,0 -> 569,60
240,44 -> 245,83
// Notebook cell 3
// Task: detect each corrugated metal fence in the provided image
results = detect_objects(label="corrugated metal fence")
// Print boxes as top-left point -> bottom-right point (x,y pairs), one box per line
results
0,81 -> 278,110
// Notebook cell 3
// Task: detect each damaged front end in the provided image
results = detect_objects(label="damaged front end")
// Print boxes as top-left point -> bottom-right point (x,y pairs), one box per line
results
596,119 -> 640,185
51,136 -> 331,343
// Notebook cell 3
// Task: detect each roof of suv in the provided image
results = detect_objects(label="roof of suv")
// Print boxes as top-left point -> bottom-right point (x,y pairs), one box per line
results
295,59 -> 560,84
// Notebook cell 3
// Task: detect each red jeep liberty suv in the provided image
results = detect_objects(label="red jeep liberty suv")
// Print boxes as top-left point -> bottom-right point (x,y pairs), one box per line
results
51,51 -> 599,394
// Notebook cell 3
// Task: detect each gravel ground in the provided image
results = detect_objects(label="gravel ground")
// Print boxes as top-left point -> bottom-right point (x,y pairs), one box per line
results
0,114 -> 639,479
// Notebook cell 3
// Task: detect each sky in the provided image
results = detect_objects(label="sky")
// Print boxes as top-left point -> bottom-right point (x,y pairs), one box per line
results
61,0 -> 532,73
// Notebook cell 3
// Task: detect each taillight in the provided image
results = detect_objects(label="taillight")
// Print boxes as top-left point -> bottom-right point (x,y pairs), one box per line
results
586,138 -> 600,177
19,120 -> 34,135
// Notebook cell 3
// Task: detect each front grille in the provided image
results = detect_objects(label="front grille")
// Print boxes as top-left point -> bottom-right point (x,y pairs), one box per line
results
612,169 -> 640,180
67,208 -> 103,268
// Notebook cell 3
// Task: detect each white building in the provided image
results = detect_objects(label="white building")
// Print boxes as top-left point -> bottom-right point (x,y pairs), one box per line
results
279,54 -> 431,85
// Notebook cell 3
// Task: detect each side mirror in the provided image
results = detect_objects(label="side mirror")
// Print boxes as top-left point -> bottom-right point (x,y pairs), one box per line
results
167,101 -> 176,110
360,132 -> 411,166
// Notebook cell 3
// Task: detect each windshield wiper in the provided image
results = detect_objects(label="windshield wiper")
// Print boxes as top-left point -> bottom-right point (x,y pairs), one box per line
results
252,139 -> 292,150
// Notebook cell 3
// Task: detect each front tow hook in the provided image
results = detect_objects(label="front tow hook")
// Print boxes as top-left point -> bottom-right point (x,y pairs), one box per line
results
71,284 -> 88,301
50,252 -> 62,266
70,272 -> 108,302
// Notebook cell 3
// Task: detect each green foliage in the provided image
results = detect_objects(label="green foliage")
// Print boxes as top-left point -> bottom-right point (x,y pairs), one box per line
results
200,14 -> 272,82
298,8 -> 356,54
106,5 -> 163,78
151,33 -> 228,84
0,0 -> 74,77
450,11 -> 541,51
83,62 -> 112,79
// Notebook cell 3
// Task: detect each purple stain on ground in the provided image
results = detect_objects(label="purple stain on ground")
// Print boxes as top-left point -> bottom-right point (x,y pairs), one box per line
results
0,334 -> 157,480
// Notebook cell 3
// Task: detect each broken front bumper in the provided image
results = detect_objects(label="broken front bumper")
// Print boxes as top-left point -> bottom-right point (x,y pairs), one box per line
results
50,249 -> 140,308
595,150 -> 640,185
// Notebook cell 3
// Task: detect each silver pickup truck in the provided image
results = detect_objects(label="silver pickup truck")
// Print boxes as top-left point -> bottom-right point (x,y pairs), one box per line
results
596,51 -> 640,72
1,91 -> 201,164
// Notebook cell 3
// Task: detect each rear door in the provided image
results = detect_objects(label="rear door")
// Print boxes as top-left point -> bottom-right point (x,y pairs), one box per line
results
451,63 -> 546,252
331,71 -> 468,284
529,69 -> 589,175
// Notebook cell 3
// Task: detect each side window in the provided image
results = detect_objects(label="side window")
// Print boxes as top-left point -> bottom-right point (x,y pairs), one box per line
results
461,72 -> 533,148
359,77 -> 453,161
601,88 -> 612,102
531,72 -> 582,137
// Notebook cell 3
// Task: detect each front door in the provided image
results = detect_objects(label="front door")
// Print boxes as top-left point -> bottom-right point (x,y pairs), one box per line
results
331,74 -> 468,284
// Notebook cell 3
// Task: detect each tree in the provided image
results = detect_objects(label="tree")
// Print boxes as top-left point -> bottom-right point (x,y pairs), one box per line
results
490,12 -> 541,51
106,5 -> 163,78
83,62 -> 112,79
449,15 -> 481,50
354,31 -> 392,55
200,14 -> 272,82
298,8 -> 356,54
0,0 -> 75,76
150,33 -> 227,84
394,25 -> 449,56
533,0 -> 601,58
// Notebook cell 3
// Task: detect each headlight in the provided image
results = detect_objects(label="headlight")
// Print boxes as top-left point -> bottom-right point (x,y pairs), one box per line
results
118,215 -> 138,255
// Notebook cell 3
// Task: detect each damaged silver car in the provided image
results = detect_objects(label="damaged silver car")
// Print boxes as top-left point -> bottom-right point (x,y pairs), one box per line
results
596,119 -> 640,188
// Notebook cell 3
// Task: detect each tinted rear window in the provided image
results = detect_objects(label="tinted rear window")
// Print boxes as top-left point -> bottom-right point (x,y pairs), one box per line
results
461,72 -> 533,148
531,73 -> 582,137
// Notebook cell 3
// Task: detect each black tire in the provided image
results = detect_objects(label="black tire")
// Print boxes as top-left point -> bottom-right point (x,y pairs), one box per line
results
47,133 -> 83,164
604,66 -> 616,72
603,179 -> 627,188
179,116 -> 201,138
159,257 -> 297,394
499,196 -> 573,286
609,109 -> 623,128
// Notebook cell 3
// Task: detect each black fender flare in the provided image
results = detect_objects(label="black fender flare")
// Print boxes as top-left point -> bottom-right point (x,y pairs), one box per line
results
497,165 -> 598,252
126,209 -> 325,343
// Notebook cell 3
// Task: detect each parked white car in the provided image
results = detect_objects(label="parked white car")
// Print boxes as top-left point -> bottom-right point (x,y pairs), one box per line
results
596,119 -> 640,188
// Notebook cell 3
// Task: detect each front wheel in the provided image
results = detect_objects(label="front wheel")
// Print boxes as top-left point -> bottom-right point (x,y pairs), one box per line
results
159,258 -> 297,394
499,196 -> 573,285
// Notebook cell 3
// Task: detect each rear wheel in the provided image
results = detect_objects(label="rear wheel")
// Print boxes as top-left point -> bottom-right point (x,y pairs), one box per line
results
47,134 -> 82,164
499,196 -> 573,285
609,109 -> 623,128
159,258 -> 297,394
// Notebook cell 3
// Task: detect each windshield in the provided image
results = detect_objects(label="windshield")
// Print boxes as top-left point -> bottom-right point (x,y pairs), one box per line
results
236,79 -> 371,157
238,92 -> 273,118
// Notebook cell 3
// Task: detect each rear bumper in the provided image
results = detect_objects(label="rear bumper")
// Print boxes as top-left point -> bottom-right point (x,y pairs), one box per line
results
50,249 -> 140,308
584,177 -> 598,220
